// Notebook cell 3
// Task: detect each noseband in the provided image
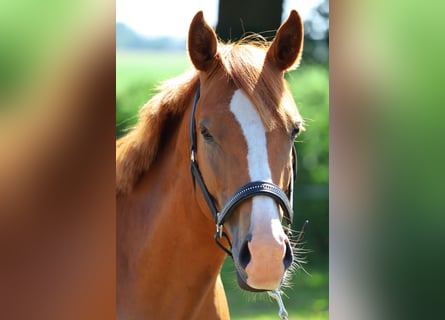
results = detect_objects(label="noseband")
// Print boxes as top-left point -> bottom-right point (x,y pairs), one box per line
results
189,83 -> 297,257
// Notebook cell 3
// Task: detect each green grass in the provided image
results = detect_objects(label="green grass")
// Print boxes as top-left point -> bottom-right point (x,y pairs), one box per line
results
116,50 -> 191,96
116,50 -> 329,319
221,258 -> 328,320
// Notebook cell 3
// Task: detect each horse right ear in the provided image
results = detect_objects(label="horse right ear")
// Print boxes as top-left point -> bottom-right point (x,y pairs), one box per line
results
266,10 -> 304,71
188,11 -> 218,72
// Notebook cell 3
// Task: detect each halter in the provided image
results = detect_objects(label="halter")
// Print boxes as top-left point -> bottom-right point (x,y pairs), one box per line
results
189,82 -> 297,257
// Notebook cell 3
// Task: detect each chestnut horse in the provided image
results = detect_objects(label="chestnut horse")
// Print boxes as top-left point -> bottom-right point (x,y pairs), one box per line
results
117,10 -> 305,319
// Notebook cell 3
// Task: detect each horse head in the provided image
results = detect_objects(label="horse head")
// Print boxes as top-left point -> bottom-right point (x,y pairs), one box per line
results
187,10 -> 304,291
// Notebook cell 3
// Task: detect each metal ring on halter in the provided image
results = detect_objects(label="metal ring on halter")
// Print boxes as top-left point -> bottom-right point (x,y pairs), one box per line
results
214,226 -> 233,257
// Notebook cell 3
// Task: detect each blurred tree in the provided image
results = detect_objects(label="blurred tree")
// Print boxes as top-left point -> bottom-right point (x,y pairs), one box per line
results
216,0 -> 329,64
216,0 -> 283,41
303,0 -> 329,64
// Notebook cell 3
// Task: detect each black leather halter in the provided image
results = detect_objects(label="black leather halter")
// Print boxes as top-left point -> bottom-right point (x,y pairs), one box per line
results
189,83 -> 297,257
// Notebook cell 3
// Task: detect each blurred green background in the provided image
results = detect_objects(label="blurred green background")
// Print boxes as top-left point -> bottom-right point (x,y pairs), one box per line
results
116,49 -> 328,318
5,0 -> 445,318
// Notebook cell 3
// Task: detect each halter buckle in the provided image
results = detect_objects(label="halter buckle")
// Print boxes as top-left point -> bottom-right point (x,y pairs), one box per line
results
214,226 -> 233,257
216,223 -> 223,238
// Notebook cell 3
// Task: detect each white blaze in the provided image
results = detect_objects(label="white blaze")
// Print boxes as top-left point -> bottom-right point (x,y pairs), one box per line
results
229,90 -> 282,236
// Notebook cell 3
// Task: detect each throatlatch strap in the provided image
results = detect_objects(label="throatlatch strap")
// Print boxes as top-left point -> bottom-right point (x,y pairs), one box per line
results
190,160 -> 219,222
189,83 -> 200,155
189,82 -> 220,223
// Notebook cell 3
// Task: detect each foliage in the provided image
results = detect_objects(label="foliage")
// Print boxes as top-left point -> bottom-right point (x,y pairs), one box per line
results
216,0 -> 283,42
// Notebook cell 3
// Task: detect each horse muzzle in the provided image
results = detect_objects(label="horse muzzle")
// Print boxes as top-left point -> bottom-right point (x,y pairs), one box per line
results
232,232 -> 293,292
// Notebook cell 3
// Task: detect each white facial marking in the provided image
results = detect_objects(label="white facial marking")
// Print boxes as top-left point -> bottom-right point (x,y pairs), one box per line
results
229,90 -> 271,181
229,90 -> 281,231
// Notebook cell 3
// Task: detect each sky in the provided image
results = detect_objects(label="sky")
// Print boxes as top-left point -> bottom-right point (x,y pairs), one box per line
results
116,0 -> 324,38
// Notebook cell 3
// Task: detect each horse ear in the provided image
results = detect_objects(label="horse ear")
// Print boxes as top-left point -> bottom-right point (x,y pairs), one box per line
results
266,10 -> 304,71
188,11 -> 218,72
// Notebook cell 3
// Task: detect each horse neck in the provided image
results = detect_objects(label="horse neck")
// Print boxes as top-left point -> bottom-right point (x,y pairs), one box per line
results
117,100 -> 228,318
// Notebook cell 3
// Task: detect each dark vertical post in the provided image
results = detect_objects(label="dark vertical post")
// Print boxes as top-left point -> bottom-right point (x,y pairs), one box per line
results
216,0 -> 283,42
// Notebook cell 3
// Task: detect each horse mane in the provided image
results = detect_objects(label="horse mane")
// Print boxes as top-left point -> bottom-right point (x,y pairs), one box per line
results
116,70 -> 199,195
116,38 -> 302,195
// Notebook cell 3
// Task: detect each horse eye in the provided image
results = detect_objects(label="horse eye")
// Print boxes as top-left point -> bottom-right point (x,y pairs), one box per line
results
291,125 -> 300,139
200,126 -> 214,141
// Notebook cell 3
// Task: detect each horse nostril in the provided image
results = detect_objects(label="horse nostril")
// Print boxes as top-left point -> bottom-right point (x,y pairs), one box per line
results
239,240 -> 251,269
283,241 -> 293,269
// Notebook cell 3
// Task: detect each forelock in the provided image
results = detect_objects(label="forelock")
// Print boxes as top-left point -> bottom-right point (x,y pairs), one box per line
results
217,40 -> 299,132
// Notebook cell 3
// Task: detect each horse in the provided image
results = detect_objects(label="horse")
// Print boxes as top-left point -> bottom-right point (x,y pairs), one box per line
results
116,10 -> 305,319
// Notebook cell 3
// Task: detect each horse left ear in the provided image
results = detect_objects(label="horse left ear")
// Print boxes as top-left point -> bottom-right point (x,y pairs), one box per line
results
266,10 -> 304,71
188,11 -> 218,72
